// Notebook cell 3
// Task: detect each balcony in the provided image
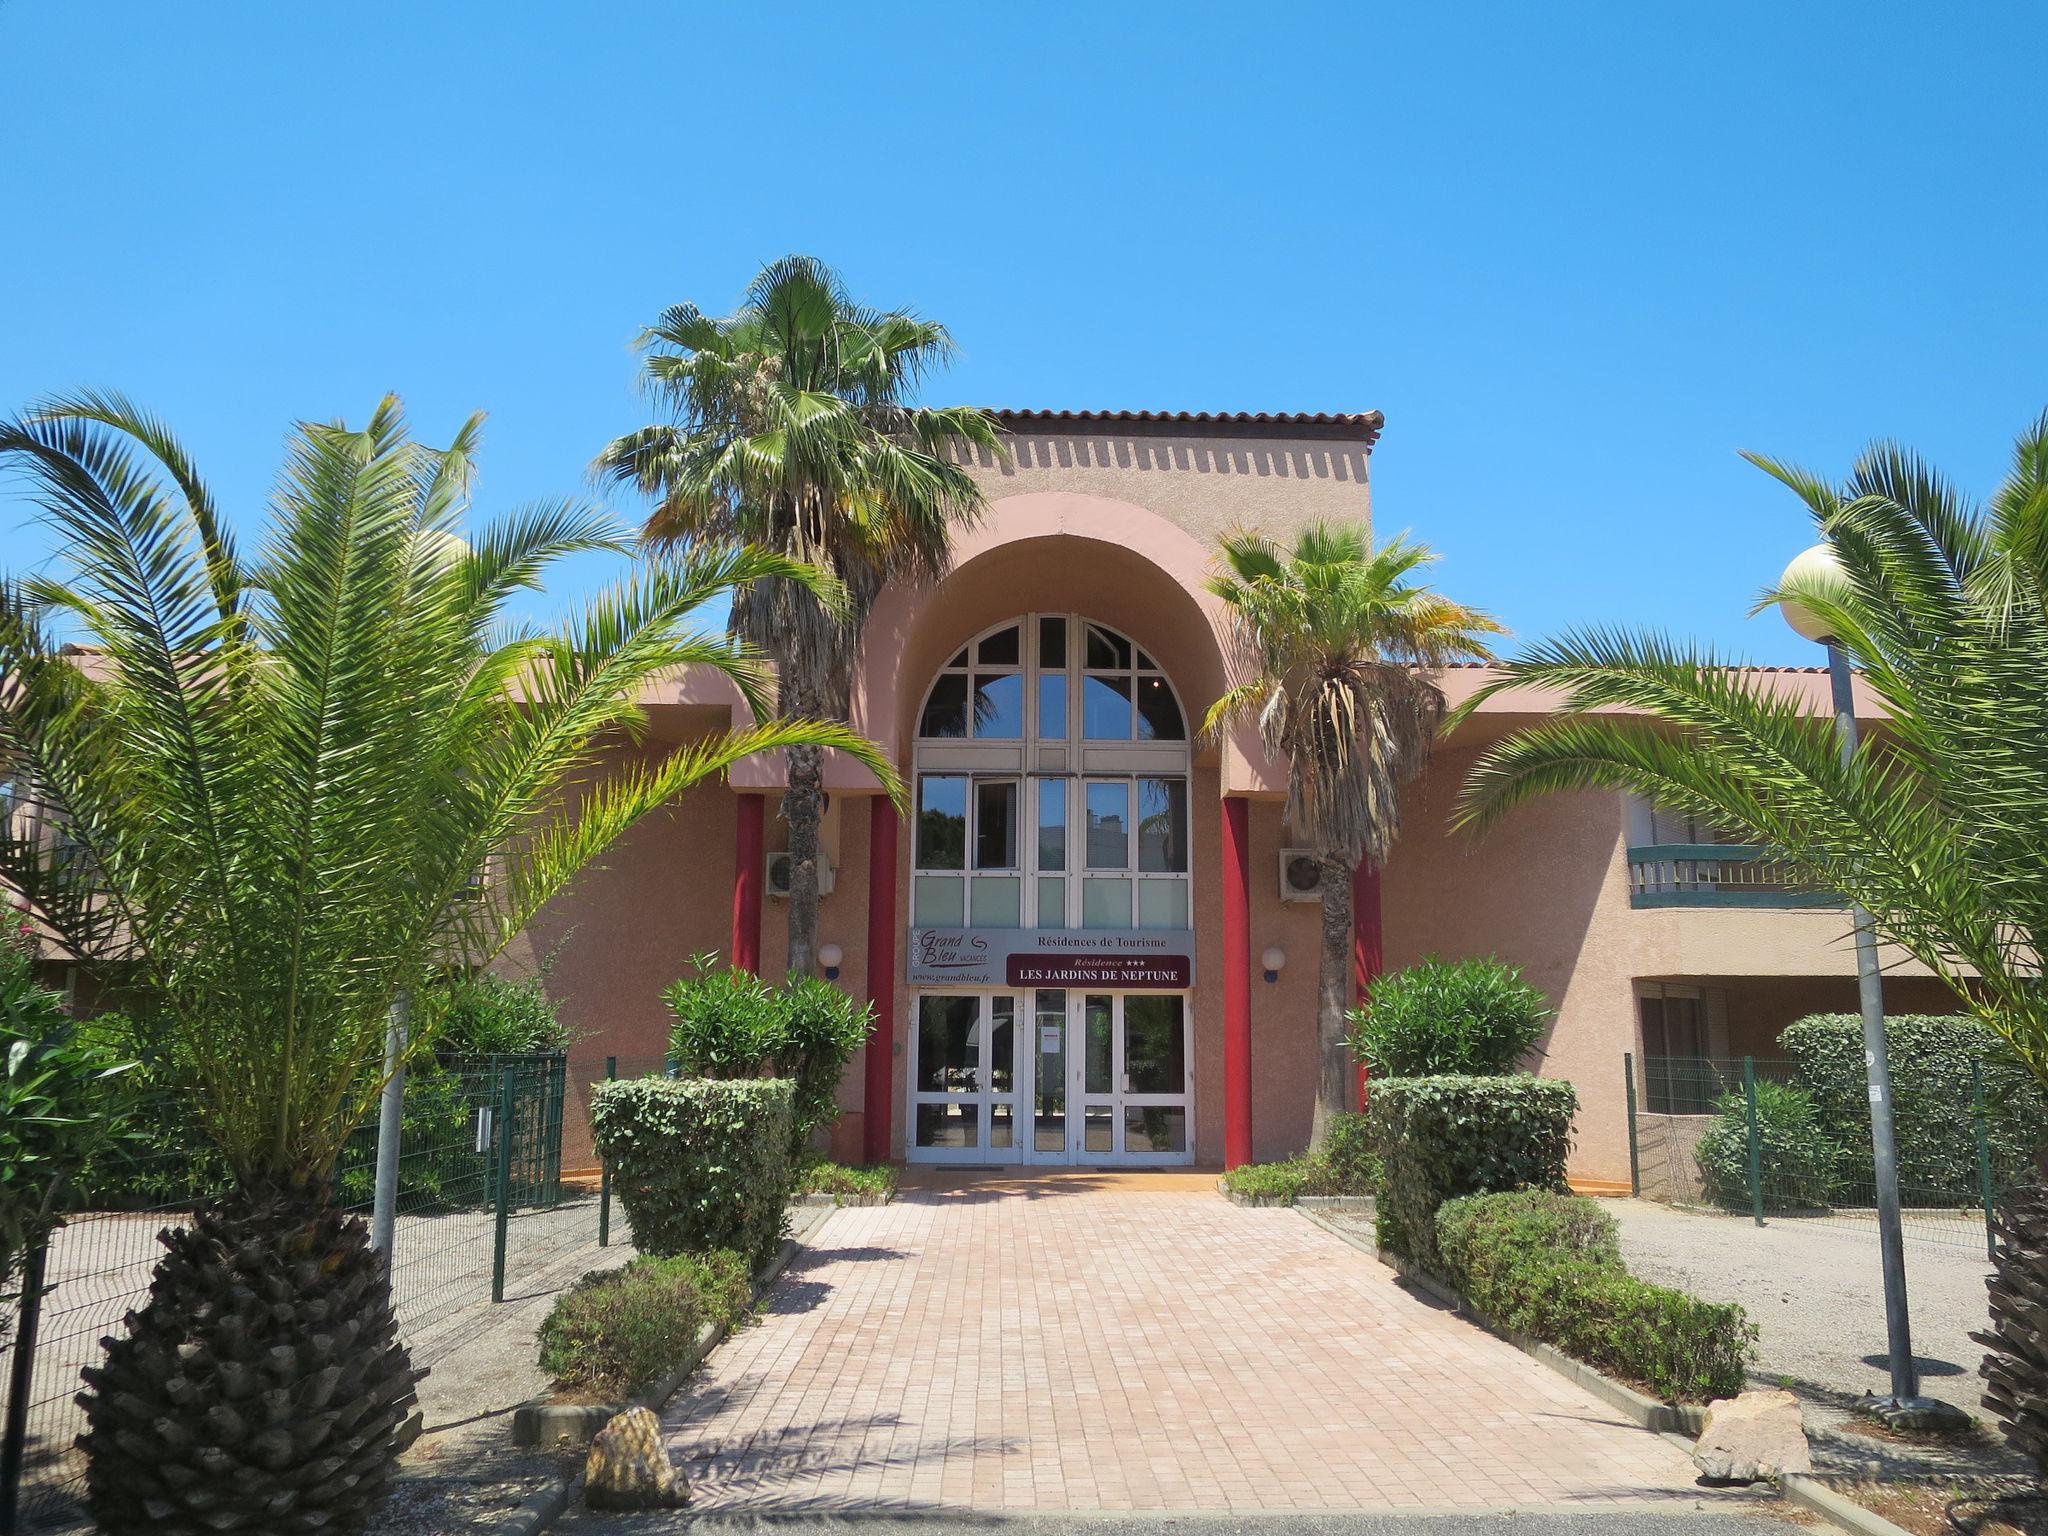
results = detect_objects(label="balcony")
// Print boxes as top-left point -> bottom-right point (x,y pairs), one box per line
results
1626,844 -> 1836,909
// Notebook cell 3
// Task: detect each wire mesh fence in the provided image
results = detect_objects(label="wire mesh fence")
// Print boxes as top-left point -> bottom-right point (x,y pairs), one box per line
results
1,1050 -> 588,1533
1624,1052 -> 2037,1254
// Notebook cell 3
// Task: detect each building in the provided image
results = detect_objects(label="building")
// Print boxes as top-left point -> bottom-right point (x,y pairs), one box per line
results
507,408 -> 1960,1185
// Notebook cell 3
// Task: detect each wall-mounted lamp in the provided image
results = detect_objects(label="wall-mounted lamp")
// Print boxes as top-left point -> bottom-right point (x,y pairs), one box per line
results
1261,946 -> 1286,984
818,943 -> 843,981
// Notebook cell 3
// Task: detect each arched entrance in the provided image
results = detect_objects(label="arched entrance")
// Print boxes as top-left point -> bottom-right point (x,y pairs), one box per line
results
903,613 -> 1196,1165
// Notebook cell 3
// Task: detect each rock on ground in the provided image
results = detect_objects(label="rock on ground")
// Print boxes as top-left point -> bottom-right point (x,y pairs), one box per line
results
1694,1389 -> 1814,1483
585,1406 -> 690,1511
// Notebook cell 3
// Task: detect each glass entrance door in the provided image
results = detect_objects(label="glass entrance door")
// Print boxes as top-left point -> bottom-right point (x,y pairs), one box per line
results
908,993 -> 1018,1163
1073,993 -> 1192,1162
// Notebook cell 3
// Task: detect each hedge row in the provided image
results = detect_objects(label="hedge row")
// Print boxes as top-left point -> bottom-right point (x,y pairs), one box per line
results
537,1250 -> 753,1397
1437,1190 -> 1755,1403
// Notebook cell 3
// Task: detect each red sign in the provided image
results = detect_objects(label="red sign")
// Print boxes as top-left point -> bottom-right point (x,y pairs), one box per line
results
1005,953 -> 1192,989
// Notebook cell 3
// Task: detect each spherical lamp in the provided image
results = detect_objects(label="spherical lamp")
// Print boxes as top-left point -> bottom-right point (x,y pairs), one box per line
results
1260,946 -> 1286,984
817,942 -> 843,981
1777,543 -> 1851,645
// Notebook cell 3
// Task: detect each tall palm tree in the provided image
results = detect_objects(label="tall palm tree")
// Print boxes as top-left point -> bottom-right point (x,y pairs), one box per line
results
596,255 -> 1001,978
0,393 -> 897,1536
1203,523 -> 1504,1149
1451,416 -> 2048,1469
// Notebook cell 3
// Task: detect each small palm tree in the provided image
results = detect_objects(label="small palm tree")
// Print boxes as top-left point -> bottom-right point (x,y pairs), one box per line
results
0,393 -> 896,1536
596,255 -> 1001,978
1204,523 -> 1504,1149
1451,416 -> 2048,1470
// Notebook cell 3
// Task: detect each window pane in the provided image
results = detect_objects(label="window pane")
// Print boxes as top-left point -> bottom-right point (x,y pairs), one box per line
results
972,673 -> 1022,738
1137,648 -> 1159,671
1124,1106 -> 1186,1154
1086,782 -> 1129,868
970,875 -> 1021,926
1037,672 -> 1067,740
978,624 -> 1020,667
1084,1106 -> 1112,1153
1084,997 -> 1113,1094
1081,877 -> 1130,925
917,776 -> 966,869
1037,779 -> 1066,871
917,1102 -> 977,1148
912,874 -> 965,926
920,674 -> 968,738
989,997 -> 1016,1093
1137,879 -> 1189,929
1085,624 -> 1131,670
1082,675 -> 1132,739
947,647 -> 969,668
975,780 -> 1018,869
917,996 -> 980,1093
990,1101 -> 1014,1149
1136,675 -> 1185,741
1123,995 -> 1186,1093
1038,875 -> 1067,927
1137,779 -> 1188,872
1038,616 -> 1066,669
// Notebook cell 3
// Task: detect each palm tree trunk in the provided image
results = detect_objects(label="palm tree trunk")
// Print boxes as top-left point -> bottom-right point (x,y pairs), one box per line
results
782,743 -> 823,980
1310,854 -> 1357,1151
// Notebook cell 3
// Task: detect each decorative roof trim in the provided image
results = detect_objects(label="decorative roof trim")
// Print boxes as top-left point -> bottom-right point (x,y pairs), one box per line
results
987,408 -> 1384,447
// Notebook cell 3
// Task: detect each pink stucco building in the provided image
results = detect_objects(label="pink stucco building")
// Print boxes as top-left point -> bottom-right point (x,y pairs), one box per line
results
508,409 -> 1958,1186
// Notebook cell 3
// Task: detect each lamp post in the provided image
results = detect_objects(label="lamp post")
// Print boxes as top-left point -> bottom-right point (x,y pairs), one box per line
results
1778,544 -> 1955,1425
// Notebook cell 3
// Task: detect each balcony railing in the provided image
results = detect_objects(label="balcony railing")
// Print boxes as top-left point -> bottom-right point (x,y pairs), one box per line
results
1626,844 -> 1836,909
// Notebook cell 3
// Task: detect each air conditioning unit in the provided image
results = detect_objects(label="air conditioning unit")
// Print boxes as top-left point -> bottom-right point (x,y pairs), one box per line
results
1277,849 -> 1324,903
766,850 -> 835,898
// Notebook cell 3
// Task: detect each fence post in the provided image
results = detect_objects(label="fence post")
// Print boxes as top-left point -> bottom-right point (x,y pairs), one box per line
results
1973,1061 -> 1998,1262
598,1055 -> 616,1248
370,991 -> 410,1256
1623,1052 -> 1642,1198
491,1059 -> 516,1304
1743,1056 -> 1765,1227
1,1238 -> 49,1534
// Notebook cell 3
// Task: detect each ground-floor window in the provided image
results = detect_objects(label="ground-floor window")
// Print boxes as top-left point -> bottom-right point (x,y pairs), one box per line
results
907,989 -> 1193,1165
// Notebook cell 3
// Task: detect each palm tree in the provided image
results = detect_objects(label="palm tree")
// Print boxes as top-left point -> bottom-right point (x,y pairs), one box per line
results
1451,416 -> 2048,1469
1203,523 -> 1504,1149
595,256 -> 1001,978
0,393 -> 896,1536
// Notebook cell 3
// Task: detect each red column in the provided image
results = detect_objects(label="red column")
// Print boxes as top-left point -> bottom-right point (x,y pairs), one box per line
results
731,794 -> 763,973
1352,860 -> 1383,1110
863,795 -> 900,1166
1222,796 -> 1253,1169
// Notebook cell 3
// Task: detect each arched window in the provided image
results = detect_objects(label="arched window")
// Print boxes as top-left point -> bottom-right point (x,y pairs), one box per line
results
912,616 -> 1190,931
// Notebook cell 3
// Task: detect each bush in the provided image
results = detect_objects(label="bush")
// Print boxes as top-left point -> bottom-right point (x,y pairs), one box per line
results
537,1250 -> 751,1397
1781,1014 -> 2048,1203
332,1063 -> 482,1210
664,956 -> 873,1154
1220,1112 -> 1382,1204
1348,956 -> 1549,1078
1437,1190 -> 1755,1402
1694,1079 -> 1838,1212
590,1076 -> 793,1266
434,972 -> 571,1056
794,1156 -> 898,1201
1369,1075 -> 1576,1275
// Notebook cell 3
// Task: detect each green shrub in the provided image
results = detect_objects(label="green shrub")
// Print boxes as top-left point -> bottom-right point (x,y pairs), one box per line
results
794,1156 -> 898,1200
536,1250 -> 751,1397
590,1076 -> 793,1266
1348,956 -> 1550,1078
1781,1014 -> 2047,1203
1694,1079 -> 1838,1212
1437,1190 -> 1755,1402
1220,1112 -> 1382,1204
663,956 -> 873,1153
332,1063 -> 482,1209
1369,1074 -> 1576,1274
434,971 -> 571,1056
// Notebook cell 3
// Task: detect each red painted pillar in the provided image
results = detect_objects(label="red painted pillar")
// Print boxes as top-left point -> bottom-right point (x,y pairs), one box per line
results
1222,796 -> 1253,1169
1352,860 -> 1383,1110
863,795 -> 900,1166
731,794 -> 763,973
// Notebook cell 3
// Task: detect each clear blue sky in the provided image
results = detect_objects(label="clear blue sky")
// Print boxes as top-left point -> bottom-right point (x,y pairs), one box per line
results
4,2 -> 2041,662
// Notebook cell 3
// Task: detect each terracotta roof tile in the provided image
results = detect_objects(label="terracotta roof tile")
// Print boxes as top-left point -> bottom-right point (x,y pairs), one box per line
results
987,408 -> 1384,446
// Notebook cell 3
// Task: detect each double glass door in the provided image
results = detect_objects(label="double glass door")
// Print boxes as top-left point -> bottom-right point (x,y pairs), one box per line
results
909,990 -> 1191,1165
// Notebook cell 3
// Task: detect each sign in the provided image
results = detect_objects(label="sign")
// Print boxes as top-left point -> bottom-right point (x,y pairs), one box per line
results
907,926 -> 1195,990
1039,1025 -> 1062,1054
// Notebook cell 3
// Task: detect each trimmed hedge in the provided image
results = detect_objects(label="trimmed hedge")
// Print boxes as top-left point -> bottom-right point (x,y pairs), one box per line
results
591,1077 -> 794,1266
1781,1014 -> 2047,1201
1369,1074 -> 1577,1275
1694,1079 -> 1838,1212
1437,1190 -> 1755,1403
537,1250 -> 752,1397
1348,955 -> 1550,1077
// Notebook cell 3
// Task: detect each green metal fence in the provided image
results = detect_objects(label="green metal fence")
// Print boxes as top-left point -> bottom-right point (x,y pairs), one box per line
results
0,1051 -> 578,1533
1624,1052 -> 2036,1255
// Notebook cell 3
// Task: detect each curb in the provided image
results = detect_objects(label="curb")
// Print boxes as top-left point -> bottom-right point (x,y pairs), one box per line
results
1216,1181 -> 1376,1212
496,1466 -> 582,1536
1783,1475 -> 1919,1536
794,1189 -> 893,1208
1296,1207 -> 1706,1438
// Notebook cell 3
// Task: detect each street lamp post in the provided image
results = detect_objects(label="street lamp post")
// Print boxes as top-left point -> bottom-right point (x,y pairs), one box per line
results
1778,545 -> 1961,1426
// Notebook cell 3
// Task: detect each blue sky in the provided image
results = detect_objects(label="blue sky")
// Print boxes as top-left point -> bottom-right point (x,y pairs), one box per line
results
3,2 -> 2041,662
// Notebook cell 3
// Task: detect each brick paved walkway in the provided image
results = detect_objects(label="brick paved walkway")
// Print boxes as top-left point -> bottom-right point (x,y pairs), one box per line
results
660,1180 -> 1711,1512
